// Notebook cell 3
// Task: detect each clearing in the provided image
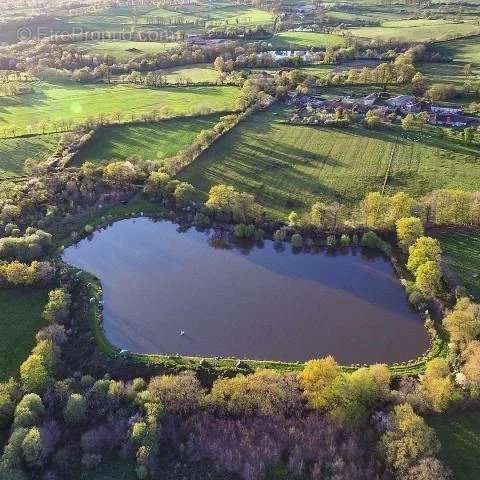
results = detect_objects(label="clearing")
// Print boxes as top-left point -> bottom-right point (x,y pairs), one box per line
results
74,115 -> 221,165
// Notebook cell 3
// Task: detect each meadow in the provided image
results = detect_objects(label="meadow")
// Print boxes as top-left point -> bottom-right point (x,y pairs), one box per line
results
0,133 -> 61,177
202,5 -> 273,26
74,115 -> 221,165
433,36 -> 480,64
0,289 -> 48,380
161,64 -> 219,83
438,231 -> 480,300
429,410 -> 480,480
349,19 -> 480,42
269,31 -> 346,49
179,107 -> 480,217
0,83 -> 239,135
70,40 -> 180,62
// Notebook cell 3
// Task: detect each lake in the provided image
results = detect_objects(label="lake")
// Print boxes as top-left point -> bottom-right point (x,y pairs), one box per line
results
63,218 -> 429,364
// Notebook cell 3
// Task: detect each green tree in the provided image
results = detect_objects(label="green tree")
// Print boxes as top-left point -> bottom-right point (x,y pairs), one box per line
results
382,403 -> 439,474
63,394 -> 87,425
415,260 -> 442,296
407,237 -> 441,274
396,217 -> 424,251
421,358 -> 458,412
21,427 -> 45,468
298,357 -> 342,410
173,182 -> 195,206
443,297 -> 480,347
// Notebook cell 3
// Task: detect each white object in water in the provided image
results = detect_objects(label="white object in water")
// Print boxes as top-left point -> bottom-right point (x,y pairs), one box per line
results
180,330 -> 185,336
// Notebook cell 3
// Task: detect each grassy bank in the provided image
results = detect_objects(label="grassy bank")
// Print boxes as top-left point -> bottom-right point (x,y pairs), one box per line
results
0,288 -> 49,380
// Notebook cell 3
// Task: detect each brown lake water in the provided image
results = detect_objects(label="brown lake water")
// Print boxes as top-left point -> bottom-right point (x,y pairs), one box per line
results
63,218 -> 429,363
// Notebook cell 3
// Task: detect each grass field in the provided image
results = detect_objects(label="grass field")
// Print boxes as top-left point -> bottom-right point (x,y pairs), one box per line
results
0,83 -> 239,135
429,409 -> 480,480
418,62 -> 479,87
70,40 -> 179,61
0,133 -> 61,177
0,289 -> 48,380
432,36 -> 480,64
74,115 -> 221,165
179,106 -> 480,217
203,5 -> 273,26
349,19 -> 480,42
269,31 -> 346,49
161,64 -> 219,83
439,231 -> 480,301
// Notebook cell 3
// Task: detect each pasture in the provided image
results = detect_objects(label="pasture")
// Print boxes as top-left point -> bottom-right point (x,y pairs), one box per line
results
202,5 -> 273,26
0,83 -> 239,135
70,40 -> 179,62
429,410 -> 480,480
269,31 -> 346,49
179,106 -> 480,217
161,64 -> 219,83
432,36 -> 480,64
349,19 -> 480,42
0,289 -> 48,380
439,231 -> 480,301
74,115 -> 221,165
0,133 -> 61,177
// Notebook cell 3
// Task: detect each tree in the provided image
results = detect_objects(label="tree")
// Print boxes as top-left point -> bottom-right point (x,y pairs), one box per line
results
361,192 -> 388,228
382,403 -> 439,474
19,355 -> 51,394
63,394 -> 87,425
21,427 -> 45,468
298,357 -> 342,410
42,289 -> 71,324
415,260 -> 442,296
396,217 -> 424,251
309,202 -> 326,228
206,184 -> 259,222
407,237 -> 441,274
103,162 -> 138,190
461,340 -> 480,397
420,358 -> 458,412
173,182 -> 195,206
144,171 -> 171,198
405,457 -> 451,480
411,72 -> 427,96
443,297 -> 480,347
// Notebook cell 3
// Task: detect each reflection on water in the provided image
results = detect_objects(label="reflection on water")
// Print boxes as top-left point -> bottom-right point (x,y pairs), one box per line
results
63,218 -> 429,363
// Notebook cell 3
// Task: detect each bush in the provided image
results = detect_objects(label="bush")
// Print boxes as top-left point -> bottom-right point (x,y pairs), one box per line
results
361,231 -> 382,249
193,212 -> 210,228
291,233 -> 303,248
326,235 -> 337,248
233,224 -> 256,239
273,229 -> 286,242
340,234 -> 350,247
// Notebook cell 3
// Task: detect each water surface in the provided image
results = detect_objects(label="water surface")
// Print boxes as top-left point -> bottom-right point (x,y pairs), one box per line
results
63,218 -> 429,363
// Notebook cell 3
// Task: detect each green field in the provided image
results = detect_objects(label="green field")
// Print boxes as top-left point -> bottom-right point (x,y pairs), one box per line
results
203,5 -> 273,26
70,40 -> 179,61
429,409 -> 480,480
418,62 -> 479,87
439,231 -> 480,301
0,133 -> 61,177
74,115 -> 221,165
162,64 -> 219,83
0,289 -> 48,380
433,36 -> 480,64
269,31 -> 346,49
349,19 -> 480,42
179,106 -> 480,217
0,83 -> 239,135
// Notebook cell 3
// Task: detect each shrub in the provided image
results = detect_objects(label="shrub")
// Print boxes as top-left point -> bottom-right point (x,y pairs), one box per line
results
193,212 -> 211,228
326,235 -> 337,248
233,224 -> 256,239
340,234 -> 350,247
273,229 -> 286,242
63,394 -> 87,425
291,233 -> 303,248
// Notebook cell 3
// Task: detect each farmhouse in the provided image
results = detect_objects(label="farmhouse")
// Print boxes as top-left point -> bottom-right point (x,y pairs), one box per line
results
430,104 -> 464,115
428,113 -> 470,127
386,95 -> 421,113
